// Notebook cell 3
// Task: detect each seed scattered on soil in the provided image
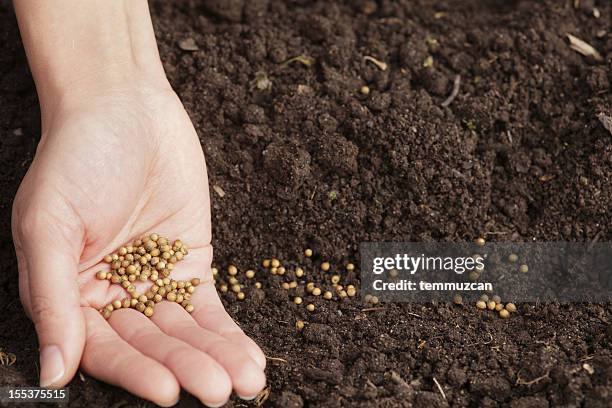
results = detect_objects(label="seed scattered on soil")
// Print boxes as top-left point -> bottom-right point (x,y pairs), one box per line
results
566,33 -> 603,61
304,249 -> 313,257
474,237 -> 486,246
295,320 -> 305,330
320,262 -> 330,272
476,300 -> 487,310
499,309 -> 510,319
519,264 -> 529,273
508,253 -> 518,263
359,85 -> 370,95
506,303 -> 517,313
453,294 -> 463,305
306,304 -> 315,312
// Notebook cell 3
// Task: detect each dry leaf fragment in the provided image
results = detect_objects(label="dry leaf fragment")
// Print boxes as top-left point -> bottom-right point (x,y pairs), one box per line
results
566,34 -> 603,61
212,185 -> 225,198
178,38 -> 199,52
283,55 -> 316,67
364,55 -> 388,71
597,113 -> 612,135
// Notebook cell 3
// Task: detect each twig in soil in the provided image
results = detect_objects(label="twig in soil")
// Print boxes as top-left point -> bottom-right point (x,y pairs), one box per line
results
566,34 -> 603,61
212,185 -> 225,198
255,386 -> 271,407
441,75 -> 461,107
516,371 -> 550,386
407,312 -> 422,318
432,377 -> 447,401
361,307 -> 386,312
364,56 -> 388,71
283,55 -> 316,67
266,356 -> 288,363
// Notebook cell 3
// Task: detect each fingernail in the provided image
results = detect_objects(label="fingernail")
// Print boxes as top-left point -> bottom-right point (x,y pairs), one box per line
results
238,394 -> 259,401
205,400 -> 229,408
39,345 -> 65,387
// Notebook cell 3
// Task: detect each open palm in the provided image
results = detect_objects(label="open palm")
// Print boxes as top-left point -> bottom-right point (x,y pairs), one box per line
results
12,86 -> 266,407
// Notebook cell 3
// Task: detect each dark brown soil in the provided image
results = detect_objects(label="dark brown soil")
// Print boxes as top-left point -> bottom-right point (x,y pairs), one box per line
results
1,0 -> 611,407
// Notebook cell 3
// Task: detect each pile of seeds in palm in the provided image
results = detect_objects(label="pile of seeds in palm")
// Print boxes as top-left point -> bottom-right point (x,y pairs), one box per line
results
96,233 -> 200,319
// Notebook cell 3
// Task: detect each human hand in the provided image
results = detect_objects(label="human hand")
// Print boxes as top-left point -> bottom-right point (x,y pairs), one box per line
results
11,78 -> 266,406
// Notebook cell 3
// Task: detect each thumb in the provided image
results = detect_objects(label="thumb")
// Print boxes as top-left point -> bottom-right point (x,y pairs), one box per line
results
14,209 -> 86,388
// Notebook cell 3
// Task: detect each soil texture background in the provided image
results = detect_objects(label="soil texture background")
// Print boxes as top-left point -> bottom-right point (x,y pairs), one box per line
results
0,0 -> 611,407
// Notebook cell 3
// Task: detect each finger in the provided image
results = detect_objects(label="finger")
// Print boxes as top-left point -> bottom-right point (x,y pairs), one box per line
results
81,308 -> 180,407
109,308 -> 232,407
14,209 -> 86,388
151,302 -> 266,399
191,282 -> 267,370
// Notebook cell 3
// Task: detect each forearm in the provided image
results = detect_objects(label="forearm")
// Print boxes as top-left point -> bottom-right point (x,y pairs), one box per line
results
13,0 -> 169,121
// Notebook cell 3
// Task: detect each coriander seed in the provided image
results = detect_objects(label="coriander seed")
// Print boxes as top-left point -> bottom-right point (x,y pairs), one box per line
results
505,303 -> 517,313
499,309 -> 510,319
296,320 -> 305,330
306,304 -> 315,312
245,270 -> 255,279
304,249 -> 313,257
321,262 -> 330,272
294,296 -> 303,305
237,292 -> 245,300
519,264 -> 529,273
476,300 -> 487,309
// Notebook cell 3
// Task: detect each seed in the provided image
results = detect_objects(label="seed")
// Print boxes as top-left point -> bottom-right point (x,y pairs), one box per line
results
138,295 -> 147,303
229,277 -> 238,285
96,271 -> 107,280
495,303 -> 504,311
339,290 -> 348,298
475,237 -> 486,246
211,267 -> 218,276
508,253 -> 518,263
237,292 -> 245,300
295,268 -> 304,278
370,296 -> 379,305
295,320 -> 305,330
312,288 -> 322,296
135,302 -> 146,313
154,294 -> 163,303
306,282 -> 315,293
453,294 -> 463,305
172,239 -> 183,249
122,298 -> 131,308
346,263 -> 355,271
167,292 -> 177,302
331,275 -> 340,284
468,271 -> 480,281
487,301 -> 496,310
492,295 -> 501,304
277,267 -> 286,275
479,294 -> 489,302
125,265 -> 136,274
294,296 -> 303,305
245,270 -> 255,279
499,309 -> 510,319
389,269 -> 399,278
321,262 -> 330,271
271,259 -> 281,268
505,303 -> 517,313
519,264 -> 529,273
220,284 -> 228,293
304,249 -> 313,257
324,291 -> 333,300
228,265 -> 238,275
282,282 -> 290,290
270,267 -> 277,275
150,233 -> 159,242
231,284 -> 241,293
262,259 -> 271,268
131,298 -> 138,307
102,309 -> 112,319
289,281 -> 297,288
359,85 -> 370,95
187,286 -> 195,294
185,304 -> 195,313
255,282 -> 262,289
112,300 -> 122,309
103,255 -> 113,263
306,304 -> 315,312
144,306 -> 154,317
347,286 -> 356,297
476,300 -> 487,309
